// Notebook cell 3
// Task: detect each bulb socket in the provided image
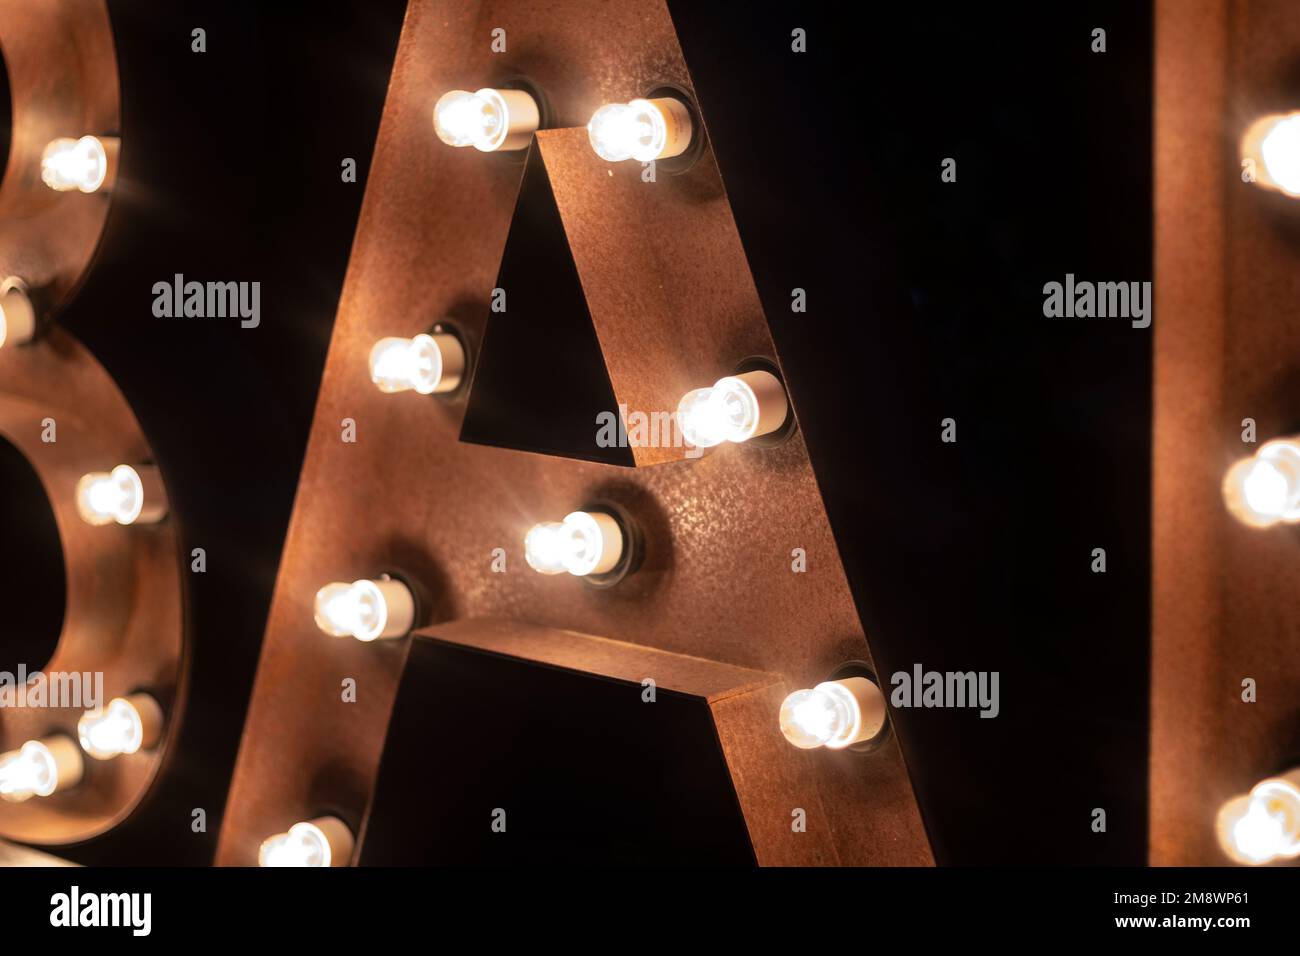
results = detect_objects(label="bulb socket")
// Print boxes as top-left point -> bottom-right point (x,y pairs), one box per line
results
578,501 -> 641,588
0,277 -> 38,348
826,661 -> 891,755
733,356 -> 797,447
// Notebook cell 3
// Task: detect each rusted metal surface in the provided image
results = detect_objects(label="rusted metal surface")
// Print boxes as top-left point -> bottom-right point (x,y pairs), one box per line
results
1152,0 -> 1300,865
0,330 -> 186,845
0,0 -> 119,313
407,619 -> 837,865
0,0 -> 183,847
218,0 -> 932,866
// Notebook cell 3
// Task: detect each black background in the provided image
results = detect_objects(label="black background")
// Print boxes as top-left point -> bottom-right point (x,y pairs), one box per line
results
0,0 -> 1150,866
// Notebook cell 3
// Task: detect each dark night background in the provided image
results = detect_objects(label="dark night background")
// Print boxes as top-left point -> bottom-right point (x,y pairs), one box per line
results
0,1 -> 1150,865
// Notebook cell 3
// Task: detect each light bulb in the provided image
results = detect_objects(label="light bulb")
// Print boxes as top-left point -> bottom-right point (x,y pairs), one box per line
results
75,464 -> 168,526
676,370 -> 789,449
313,577 -> 414,642
433,88 -> 539,152
0,277 -> 36,350
587,97 -> 693,163
368,332 -> 464,395
1222,438 -> 1300,528
41,135 -> 114,193
0,737 -> 84,802
77,694 -> 163,761
525,511 -> 624,577
1242,112 -> 1300,197
524,521 -> 567,575
258,817 -> 354,867
1216,769 -> 1300,865
779,677 -> 886,751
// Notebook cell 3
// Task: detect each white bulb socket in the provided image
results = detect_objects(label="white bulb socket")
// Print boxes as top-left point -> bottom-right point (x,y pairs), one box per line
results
0,736 -> 84,803
1216,767 -> 1300,865
77,693 -> 164,761
313,577 -> 415,642
1242,112 -> 1300,198
369,331 -> 464,395
779,676 -> 887,751
433,87 -> 539,153
587,97 -> 694,163
75,464 -> 168,526
40,135 -> 118,193
676,369 -> 789,449
0,277 -> 36,350
525,510 -> 625,578
258,816 -> 355,867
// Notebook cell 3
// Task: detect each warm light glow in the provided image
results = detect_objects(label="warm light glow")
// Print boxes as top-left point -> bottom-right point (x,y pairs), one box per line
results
587,97 -> 693,163
0,277 -> 36,350
779,677 -> 885,751
524,521 -> 567,575
0,737 -> 83,802
1216,770 -> 1300,865
258,817 -> 354,868
313,577 -> 414,642
676,370 -> 789,449
77,694 -> 163,761
1222,438 -> 1300,528
369,332 -> 464,395
525,511 -> 624,577
1243,112 -> 1300,197
433,88 -> 539,152
76,464 -> 167,526
41,136 -> 110,193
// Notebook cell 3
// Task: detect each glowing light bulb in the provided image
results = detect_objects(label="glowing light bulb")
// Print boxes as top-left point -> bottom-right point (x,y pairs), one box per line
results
433,88 -> 539,152
75,464 -> 168,526
524,521 -> 567,575
0,277 -> 36,349
77,694 -> 163,761
41,135 -> 114,193
1222,438 -> 1300,528
369,332 -> 464,395
587,97 -> 693,163
313,577 -> 414,642
779,677 -> 886,751
1216,769 -> 1300,865
676,370 -> 789,449
525,511 -> 624,577
0,737 -> 84,802
1242,112 -> 1300,197
258,817 -> 354,867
